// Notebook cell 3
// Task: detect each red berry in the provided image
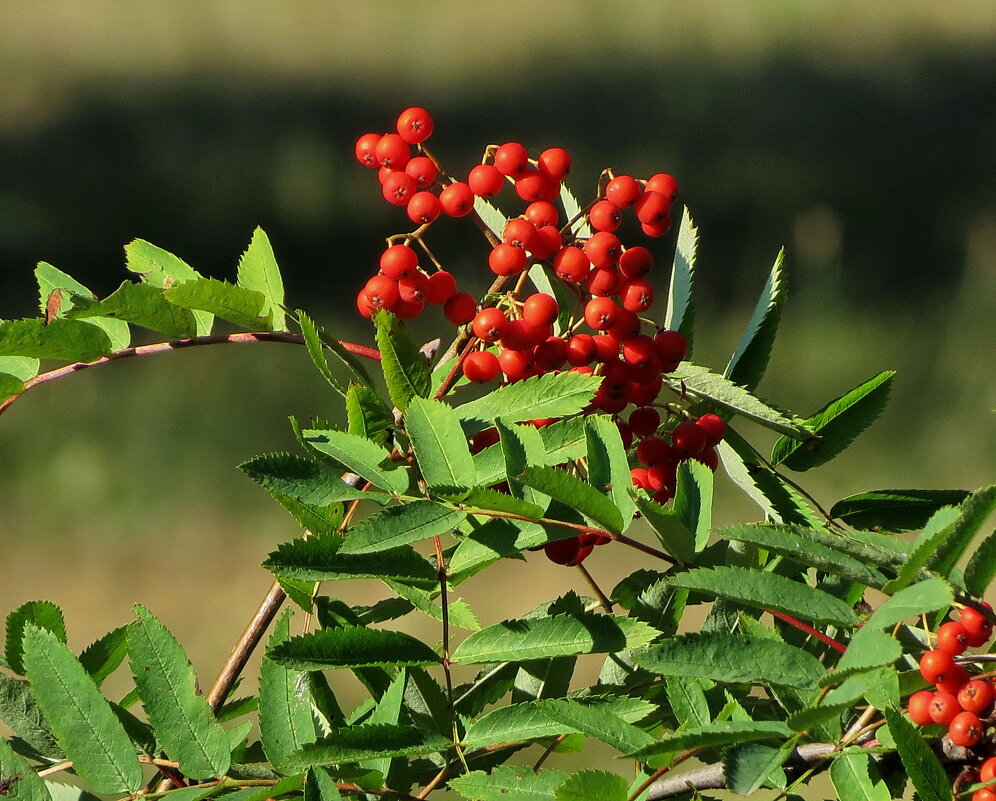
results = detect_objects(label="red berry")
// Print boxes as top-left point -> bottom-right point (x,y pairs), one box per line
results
553,246 -> 591,283
355,288 -> 374,318
635,191 -> 670,226
354,133 -> 381,167
936,664 -> 970,695
608,309 -> 641,344
405,156 -> 438,187
443,292 -> 477,325
424,270 -> 457,305
652,486 -> 675,505
375,133 -> 410,169
920,649 -> 957,684
981,756 -> 996,782
493,142 -> 529,177
588,200 -> 622,232
583,232 -> 622,269
591,334 -> 620,362
470,427 -> 499,453
949,710 -> 984,746
585,297 -> 620,331
928,691 -> 961,725
468,163 -> 505,197
630,467 -> 652,490
961,604 -> 994,646
522,293 -> 559,328
629,407 -> 661,438
654,329 -> 688,370
907,689 -> 935,725
637,436 -> 672,468
503,217 -> 538,252
695,414 -> 726,447
396,106 -> 433,144
488,243 -> 528,277
364,275 -> 399,310
380,244 -> 419,279
630,372 -> 663,407
960,680 -> 995,714
514,169 -> 556,203
381,171 -> 417,206
646,172 -> 678,202
463,350 -> 500,383
537,147 -> 571,182
534,336 -> 568,371
393,297 -> 424,319
406,191 -> 442,224
605,174 -> 642,208
974,790 -> 996,801
440,182 -> 475,217
692,447 -> 719,471
398,271 -> 428,303
641,215 -> 672,238
524,201 -> 559,228
647,462 -> 677,490
587,267 -> 619,297
544,536 -> 592,566
472,307 -> 508,343
936,621 -> 970,655
622,335 -> 658,369
618,246 -> 653,279
566,334 -> 597,366
616,420 -> 633,450
621,279 -> 655,313
531,225 -> 562,259
501,319 -> 545,352
498,348 -> 533,381
672,421 -> 707,459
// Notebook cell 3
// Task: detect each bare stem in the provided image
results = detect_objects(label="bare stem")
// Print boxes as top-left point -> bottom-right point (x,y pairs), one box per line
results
767,609 -> 847,654
576,562 -> 613,613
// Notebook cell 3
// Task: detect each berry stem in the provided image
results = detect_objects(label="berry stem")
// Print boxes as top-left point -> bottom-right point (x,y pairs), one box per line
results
576,562 -> 613,613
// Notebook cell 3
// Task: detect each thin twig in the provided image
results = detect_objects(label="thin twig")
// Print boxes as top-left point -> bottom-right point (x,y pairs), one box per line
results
576,563 -> 613,613
768,609 -> 847,654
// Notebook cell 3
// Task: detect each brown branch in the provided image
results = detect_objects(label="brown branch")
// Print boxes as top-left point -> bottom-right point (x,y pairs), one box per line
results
768,610 -> 847,654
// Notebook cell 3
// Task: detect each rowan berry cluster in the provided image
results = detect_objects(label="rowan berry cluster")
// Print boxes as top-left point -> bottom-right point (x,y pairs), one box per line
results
908,604 -> 996,796
353,107 -> 725,567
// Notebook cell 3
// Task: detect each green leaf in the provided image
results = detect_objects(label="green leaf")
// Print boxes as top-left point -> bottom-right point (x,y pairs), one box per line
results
786,702 -> 853,733
459,487 -> 545,519
458,372 -> 602,436
834,628 -> 903,676
78,626 -> 129,686
340,501 -> 465,554
586,416 -> 636,530
627,720 -> 792,761
0,372 -> 24,403
830,753 -> 891,801
868,578 -> 954,630
632,632 -> 825,689
537,698 -> 655,754
528,264 -> 574,336
631,496 -> 694,565
473,195 -> 507,239
236,227 -> 286,331
125,238 -> 213,334
22,625 -> 143,793
451,765 -> 569,801
259,609 -> 318,773
725,249 -> 787,391
829,488 -> 971,531
0,319 -> 112,363
0,673 -> 62,758
670,363 -> 812,439
304,767 -> 343,801
556,770 -> 628,801
301,429 -> 409,495
66,281 -> 198,338
405,397 -> 476,490
268,627 -> 439,671
824,666 -> 900,710
43,783 -> 102,801
384,580 -> 480,631
884,708 -> 948,801
716,523 -> 887,588
462,696 -> 653,750
673,460 -> 713,552
164,277 -> 271,330
928,485 -> 996,577
771,371 -> 896,470
881,507 -> 962,594
495,419 -> 548,507
298,311 -> 345,396
6,601 -> 66,676
664,205 -> 696,347
668,566 -> 859,628
280,724 -> 450,770
0,736 -> 53,801
346,383 -> 393,448
264,534 -> 436,586
966,529 -> 996,598
128,605 -> 231,779
35,262 -> 130,350
373,310 -> 430,413
0,356 -> 39,380
725,742 -> 791,796
664,675 -> 710,727
519,466 -> 624,533
240,452 -> 387,506
559,182 -> 591,239
453,612 -> 659,664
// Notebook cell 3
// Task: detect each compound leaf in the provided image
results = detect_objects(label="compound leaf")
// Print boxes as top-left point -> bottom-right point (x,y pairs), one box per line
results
830,752 -> 891,801
236,227 -> 286,331
585,415 -> 636,530
35,262 -> 130,350
267,627 -> 439,671
537,698 -> 655,754
280,724 -> 450,771
556,770 -> 628,801
125,238 -> 213,334
884,708 -> 947,801
673,459 -> 713,552
627,720 -> 792,762
346,383 -> 393,448
66,281 -> 198,339
127,605 -> 230,779
78,626 -> 129,687
22,626 -> 143,793
298,311 -> 345,396
771,371 -> 895,470
450,765 -> 569,801
725,742 -> 791,796
240,452 -> 386,506
519,466 -> 623,533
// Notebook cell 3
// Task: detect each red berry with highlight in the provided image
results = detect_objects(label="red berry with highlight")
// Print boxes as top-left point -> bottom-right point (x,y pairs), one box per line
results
354,133 -> 381,167
472,307 -> 508,343
375,133 -> 410,169
621,279 -> 655,313
949,711 -> 984,747
498,348 -> 533,381
654,329 -> 688,370
381,171 -> 417,206
695,414 -> 726,447
646,172 -> 679,202
380,244 -> 418,279
439,182 -> 475,217
525,201 -> 559,227
937,621 -> 970,655
489,243 -> 528,277
493,142 -> 529,177
537,147 -> 571,181
961,604 -> 994,646
468,163 -> 504,197
928,691 -> 960,725
515,169 -> 556,203
463,350 -> 500,384
635,190 -> 670,226
672,421 -> 707,459
396,106 -> 433,144
522,293 -> 559,328
406,191 -> 442,224
981,757 -> 996,782
404,156 -> 438,187
503,217 -> 538,252
584,297 -> 620,331
566,334 -> 597,366
584,231 -> 622,269
618,246 -> 653,279
553,246 -> 591,283
907,690 -> 935,725
398,271 -> 428,303
605,174 -> 642,208
589,200 -> 622,232
531,225 -> 562,259
960,679 -> 995,714
919,649 -> 956,684
364,274 -> 399,310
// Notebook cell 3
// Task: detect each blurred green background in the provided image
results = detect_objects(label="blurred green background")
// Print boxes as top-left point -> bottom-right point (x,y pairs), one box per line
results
0,1 -> 993,700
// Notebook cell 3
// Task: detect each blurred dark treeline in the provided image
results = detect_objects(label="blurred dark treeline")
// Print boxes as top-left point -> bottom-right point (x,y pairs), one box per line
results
1,50 -> 993,319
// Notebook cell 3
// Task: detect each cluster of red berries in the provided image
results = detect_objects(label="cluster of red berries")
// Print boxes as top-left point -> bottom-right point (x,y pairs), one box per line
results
353,108 -> 725,567
907,604 -> 996,789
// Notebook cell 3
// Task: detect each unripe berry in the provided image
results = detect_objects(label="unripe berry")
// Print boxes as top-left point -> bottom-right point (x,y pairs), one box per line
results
522,293 -> 559,328
468,163 -> 504,197
439,182 -> 475,217
354,133 -> 381,167
404,156 -> 438,187
472,307 -> 508,343
406,191 -> 442,224
396,106 -> 433,144
584,297 -> 620,331
443,292 -> 477,325
906,689 -> 935,725
380,244 -> 419,279
537,147 -> 571,182
424,270 -> 457,305
463,350 -> 500,383
493,142 -> 529,177
605,174 -> 642,208
375,133 -> 410,169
